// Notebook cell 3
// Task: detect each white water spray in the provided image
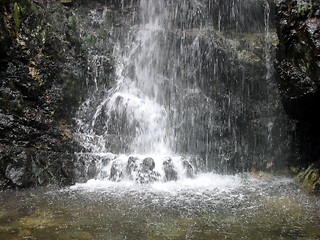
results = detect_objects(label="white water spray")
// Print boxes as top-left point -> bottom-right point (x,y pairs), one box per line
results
74,0 -> 201,183
74,0 -> 292,184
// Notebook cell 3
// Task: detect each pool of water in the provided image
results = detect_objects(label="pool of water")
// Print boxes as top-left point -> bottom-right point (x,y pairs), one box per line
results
1,173 -> 320,240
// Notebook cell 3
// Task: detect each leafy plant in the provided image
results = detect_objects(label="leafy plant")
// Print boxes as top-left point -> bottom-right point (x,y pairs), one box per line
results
13,2 -> 21,36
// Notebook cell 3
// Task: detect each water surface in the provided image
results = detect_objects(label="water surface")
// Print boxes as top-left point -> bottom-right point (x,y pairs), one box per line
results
1,174 -> 320,240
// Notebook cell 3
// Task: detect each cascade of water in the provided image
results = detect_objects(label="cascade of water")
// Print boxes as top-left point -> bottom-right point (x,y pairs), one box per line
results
74,0 -> 292,184
74,0 -> 203,183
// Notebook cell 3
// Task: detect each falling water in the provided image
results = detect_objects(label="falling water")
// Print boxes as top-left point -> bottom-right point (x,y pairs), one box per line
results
74,0 -> 292,183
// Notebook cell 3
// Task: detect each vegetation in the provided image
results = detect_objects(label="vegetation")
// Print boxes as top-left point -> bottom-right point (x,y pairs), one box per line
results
296,164 -> 320,192
13,2 -> 21,36
297,0 -> 319,17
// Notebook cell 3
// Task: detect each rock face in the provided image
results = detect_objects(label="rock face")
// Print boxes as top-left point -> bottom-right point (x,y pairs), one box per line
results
275,0 -> 320,166
0,0 -> 88,189
0,0 -> 139,189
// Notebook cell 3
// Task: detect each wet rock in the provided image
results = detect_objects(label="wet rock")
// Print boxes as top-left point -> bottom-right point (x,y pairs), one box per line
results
87,160 -> 97,179
163,158 -> 178,181
5,151 -> 32,188
127,157 -> 161,184
126,156 -> 138,179
136,170 -> 160,184
182,160 -> 194,178
275,0 -> 320,165
0,0 -> 87,189
109,161 -> 123,182
142,157 -> 155,171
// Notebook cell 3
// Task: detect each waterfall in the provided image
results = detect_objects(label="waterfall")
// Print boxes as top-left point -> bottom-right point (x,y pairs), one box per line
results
74,0 -> 292,183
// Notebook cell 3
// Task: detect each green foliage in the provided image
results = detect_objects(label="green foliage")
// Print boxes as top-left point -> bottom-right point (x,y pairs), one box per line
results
297,164 -> 320,191
13,2 -> 21,36
68,15 -> 76,30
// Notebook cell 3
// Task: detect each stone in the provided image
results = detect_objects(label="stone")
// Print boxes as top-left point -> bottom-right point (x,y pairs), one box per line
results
182,160 -> 194,178
0,0 -> 87,189
163,158 -> 178,181
4,151 -> 33,188
126,156 -> 138,179
275,0 -> 320,166
109,162 -> 123,182
142,157 -> 155,171
87,160 -> 97,179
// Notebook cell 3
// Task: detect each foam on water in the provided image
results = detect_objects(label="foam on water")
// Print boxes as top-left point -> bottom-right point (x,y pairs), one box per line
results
70,172 -> 290,195
70,173 -> 242,194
